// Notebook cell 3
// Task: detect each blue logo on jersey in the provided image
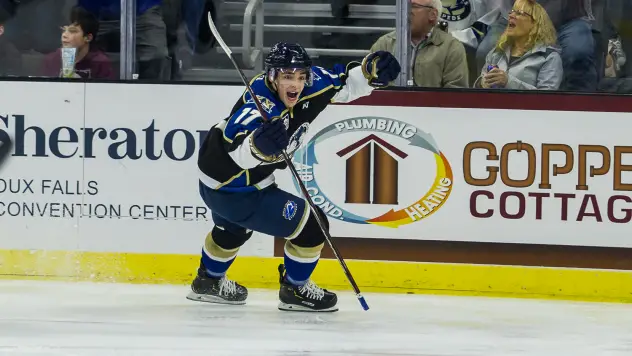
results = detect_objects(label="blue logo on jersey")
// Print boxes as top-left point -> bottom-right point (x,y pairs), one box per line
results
441,0 -> 472,22
283,200 -> 298,220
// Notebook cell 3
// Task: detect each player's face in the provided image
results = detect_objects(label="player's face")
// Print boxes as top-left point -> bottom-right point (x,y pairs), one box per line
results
274,69 -> 308,108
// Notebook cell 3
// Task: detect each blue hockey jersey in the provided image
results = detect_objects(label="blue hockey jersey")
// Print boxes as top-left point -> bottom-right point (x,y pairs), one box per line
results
198,62 -> 375,192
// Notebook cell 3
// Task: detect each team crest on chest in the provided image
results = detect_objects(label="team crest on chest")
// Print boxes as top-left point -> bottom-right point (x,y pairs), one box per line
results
247,95 -> 275,114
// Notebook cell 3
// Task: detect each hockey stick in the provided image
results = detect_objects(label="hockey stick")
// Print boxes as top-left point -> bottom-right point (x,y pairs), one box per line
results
207,13 -> 369,311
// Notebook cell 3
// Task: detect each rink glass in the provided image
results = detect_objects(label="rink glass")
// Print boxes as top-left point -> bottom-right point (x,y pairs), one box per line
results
0,0 -> 626,94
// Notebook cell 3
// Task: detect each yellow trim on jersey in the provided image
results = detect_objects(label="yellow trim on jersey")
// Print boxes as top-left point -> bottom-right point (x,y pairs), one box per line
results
223,130 -> 246,145
276,109 -> 289,121
242,72 -> 266,103
213,120 -> 234,145
294,84 -> 337,110
215,170 -> 248,190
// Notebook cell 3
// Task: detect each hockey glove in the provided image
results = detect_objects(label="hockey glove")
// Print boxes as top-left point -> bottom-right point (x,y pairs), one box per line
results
251,118 -> 289,158
361,51 -> 401,88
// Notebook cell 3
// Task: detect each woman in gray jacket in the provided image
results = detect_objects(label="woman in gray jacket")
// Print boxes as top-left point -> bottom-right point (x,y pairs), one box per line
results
477,0 -> 563,90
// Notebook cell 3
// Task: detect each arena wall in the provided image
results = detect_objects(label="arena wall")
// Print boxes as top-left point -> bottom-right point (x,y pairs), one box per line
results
1,80 -> 631,303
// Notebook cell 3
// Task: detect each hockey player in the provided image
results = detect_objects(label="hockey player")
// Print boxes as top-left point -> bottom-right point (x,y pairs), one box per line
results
189,42 -> 400,312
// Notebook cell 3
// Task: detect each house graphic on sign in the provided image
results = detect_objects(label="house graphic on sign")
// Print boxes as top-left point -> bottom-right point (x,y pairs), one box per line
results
336,134 -> 408,205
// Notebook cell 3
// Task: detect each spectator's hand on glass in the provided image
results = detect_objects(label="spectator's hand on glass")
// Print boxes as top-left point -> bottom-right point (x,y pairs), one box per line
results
483,68 -> 508,88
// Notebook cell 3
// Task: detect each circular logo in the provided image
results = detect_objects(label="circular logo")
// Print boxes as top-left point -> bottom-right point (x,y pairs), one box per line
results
292,117 -> 453,228
286,122 -> 309,156
441,0 -> 472,22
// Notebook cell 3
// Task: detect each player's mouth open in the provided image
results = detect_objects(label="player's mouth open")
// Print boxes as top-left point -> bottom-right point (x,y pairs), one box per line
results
287,91 -> 299,101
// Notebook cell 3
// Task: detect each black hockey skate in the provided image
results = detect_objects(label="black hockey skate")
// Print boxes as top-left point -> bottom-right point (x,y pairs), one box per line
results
277,264 -> 338,312
186,262 -> 248,305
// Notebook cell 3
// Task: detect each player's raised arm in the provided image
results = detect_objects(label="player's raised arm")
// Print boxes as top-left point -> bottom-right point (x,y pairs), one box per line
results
318,51 -> 401,104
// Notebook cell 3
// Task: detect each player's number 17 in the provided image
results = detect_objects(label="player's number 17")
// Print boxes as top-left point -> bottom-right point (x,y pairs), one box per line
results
234,108 -> 262,126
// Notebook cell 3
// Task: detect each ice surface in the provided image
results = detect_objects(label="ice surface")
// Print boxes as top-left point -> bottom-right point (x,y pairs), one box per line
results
0,280 -> 631,356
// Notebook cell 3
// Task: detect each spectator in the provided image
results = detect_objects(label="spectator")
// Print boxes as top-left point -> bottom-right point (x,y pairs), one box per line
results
591,0 -> 610,82
477,0 -> 563,90
443,0 -> 504,49
474,1 -> 512,75
593,0 -> 632,92
477,0 -> 597,91
161,0 -> 211,80
590,0 -> 627,83
370,0 -> 469,88
78,0 -> 168,80
42,6 -> 115,80
0,6 -> 20,76
0,0 -> 66,54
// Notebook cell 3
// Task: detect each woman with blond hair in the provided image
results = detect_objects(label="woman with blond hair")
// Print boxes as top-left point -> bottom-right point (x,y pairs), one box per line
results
477,0 -> 563,90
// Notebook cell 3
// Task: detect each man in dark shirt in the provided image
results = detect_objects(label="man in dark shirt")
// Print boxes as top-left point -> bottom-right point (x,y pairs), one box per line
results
42,6 -> 114,79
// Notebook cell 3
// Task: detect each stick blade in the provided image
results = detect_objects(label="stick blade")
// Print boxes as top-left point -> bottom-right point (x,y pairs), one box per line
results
207,12 -> 232,56
357,295 -> 369,311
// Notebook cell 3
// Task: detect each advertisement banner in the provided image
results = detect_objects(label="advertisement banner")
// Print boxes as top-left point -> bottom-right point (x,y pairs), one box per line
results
0,82 -> 276,256
0,82 -> 84,251
1,81 -> 631,252
291,105 -> 632,248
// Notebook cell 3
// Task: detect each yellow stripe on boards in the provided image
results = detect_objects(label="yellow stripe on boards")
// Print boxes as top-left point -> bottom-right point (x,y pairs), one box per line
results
1,249 -> 631,303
